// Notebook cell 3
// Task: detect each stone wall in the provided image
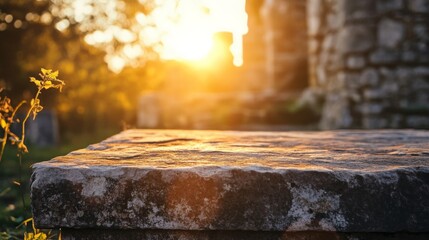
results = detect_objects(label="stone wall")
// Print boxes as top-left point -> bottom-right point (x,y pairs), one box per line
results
308,0 -> 429,129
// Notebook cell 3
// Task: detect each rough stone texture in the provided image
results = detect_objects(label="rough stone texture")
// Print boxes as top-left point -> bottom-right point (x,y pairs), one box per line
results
62,229 -> 429,240
32,129 -> 429,232
409,0 -> 429,13
378,19 -> 405,48
308,0 -> 429,129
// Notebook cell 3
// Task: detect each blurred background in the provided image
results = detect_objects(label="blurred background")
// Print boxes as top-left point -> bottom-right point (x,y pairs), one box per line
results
0,0 -> 320,148
0,0 -> 428,233
1,0 -> 427,147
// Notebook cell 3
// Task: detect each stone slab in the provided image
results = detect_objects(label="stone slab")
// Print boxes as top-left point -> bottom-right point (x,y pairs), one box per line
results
31,130 -> 429,232
62,229 -> 429,240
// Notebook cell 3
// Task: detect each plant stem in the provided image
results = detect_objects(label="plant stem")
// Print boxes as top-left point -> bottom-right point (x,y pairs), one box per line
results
20,89 -> 41,148
18,153 -> 26,210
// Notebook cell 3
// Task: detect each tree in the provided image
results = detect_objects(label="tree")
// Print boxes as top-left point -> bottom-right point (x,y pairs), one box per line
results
0,0 -> 164,133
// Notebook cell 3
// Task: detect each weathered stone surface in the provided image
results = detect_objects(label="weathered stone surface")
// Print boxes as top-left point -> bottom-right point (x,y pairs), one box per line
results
346,55 -> 366,70
337,25 -> 374,53
370,48 -> 400,64
62,229 -> 429,240
308,0 -> 429,129
407,116 -> 429,128
359,103 -> 384,115
31,130 -> 429,232
359,68 -> 380,86
343,0 -> 376,20
378,19 -> 405,48
377,0 -> 404,13
409,0 -> 429,13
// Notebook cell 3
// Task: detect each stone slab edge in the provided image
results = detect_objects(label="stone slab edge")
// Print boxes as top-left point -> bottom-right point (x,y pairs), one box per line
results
31,165 -> 429,232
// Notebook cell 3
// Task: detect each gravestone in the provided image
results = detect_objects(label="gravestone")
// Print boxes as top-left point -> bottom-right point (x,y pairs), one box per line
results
27,110 -> 59,146
11,110 -> 59,147
137,93 -> 161,128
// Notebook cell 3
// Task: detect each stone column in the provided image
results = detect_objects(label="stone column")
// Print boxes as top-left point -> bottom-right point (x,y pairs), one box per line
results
243,0 -> 267,92
243,0 -> 308,94
261,0 -> 308,94
309,0 -> 429,129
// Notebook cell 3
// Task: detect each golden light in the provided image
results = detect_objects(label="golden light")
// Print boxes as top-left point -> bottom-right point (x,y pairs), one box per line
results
160,0 -> 248,66
163,30 -> 213,61
79,0 -> 248,72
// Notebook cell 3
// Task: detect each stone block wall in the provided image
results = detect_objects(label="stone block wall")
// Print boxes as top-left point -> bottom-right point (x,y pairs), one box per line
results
308,0 -> 429,129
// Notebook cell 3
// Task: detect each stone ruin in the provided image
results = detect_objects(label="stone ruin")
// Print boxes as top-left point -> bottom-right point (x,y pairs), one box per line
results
137,0 -> 429,130
30,1 -> 429,238
244,0 -> 429,129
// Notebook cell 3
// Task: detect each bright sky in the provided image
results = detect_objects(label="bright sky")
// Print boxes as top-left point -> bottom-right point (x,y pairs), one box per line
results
74,0 -> 248,72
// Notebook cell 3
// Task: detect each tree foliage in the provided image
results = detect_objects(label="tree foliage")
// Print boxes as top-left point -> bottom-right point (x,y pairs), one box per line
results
0,0 -> 163,133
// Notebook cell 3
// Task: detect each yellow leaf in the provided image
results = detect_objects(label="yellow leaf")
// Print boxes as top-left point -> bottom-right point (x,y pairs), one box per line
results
30,77 -> 41,86
34,232 -> 48,240
31,79 -> 41,87
0,119 -> 6,129
49,70 -> 59,78
40,68 -> 52,76
24,232 -> 33,240
45,80 -> 52,85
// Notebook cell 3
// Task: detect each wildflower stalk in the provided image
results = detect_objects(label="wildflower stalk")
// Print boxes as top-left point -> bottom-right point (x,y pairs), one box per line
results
0,68 -> 65,240
19,89 -> 41,154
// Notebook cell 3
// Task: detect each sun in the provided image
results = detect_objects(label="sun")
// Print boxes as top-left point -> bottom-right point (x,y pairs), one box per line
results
161,4 -> 214,62
158,0 -> 247,66
82,0 -> 248,72
164,32 -> 213,61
